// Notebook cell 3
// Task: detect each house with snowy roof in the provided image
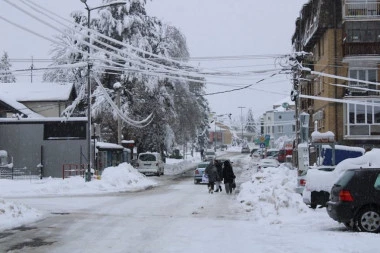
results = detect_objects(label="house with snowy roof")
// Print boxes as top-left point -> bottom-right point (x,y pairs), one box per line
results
0,82 -> 91,178
0,82 -> 77,118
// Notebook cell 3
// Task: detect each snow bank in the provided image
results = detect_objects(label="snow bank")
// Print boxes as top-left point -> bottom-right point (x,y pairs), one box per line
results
0,163 -> 156,197
237,165 -> 308,224
0,199 -> 42,231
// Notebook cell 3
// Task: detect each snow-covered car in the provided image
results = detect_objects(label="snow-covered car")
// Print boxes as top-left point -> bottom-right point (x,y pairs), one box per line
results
265,148 -> 280,159
302,165 -> 336,208
203,150 -> 216,161
257,158 -> 280,171
241,146 -> 250,153
136,152 -> 165,176
303,149 -> 380,208
194,162 -> 209,184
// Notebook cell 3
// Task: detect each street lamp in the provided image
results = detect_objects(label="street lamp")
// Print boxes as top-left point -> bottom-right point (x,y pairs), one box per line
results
80,0 -> 126,182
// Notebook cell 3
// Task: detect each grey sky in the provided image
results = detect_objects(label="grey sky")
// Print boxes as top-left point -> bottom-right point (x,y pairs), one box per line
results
0,0 -> 307,119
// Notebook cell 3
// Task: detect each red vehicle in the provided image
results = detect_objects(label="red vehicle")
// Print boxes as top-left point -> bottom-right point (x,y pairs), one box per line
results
278,142 -> 293,163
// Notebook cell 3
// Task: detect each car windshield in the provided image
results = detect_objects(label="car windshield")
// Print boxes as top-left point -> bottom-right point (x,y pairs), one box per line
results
139,154 -> 156,162
197,163 -> 209,168
206,152 -> 215,155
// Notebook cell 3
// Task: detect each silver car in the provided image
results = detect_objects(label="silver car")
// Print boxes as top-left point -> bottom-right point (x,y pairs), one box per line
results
194,162 -> 210,184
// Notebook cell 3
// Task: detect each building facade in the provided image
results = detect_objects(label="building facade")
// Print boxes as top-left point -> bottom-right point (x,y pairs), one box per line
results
262,109 -> 296,147
292,0 -> 380,149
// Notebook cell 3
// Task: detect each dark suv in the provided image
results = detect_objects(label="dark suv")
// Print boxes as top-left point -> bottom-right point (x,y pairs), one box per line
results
326,168 -> 380,233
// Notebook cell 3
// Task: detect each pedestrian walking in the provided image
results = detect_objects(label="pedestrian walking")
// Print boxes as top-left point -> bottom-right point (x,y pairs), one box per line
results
214,160 -> 223,192
222,160 -> 236,194
205,159 -> 218,194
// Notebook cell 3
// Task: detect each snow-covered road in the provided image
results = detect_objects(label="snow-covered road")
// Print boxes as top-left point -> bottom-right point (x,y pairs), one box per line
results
1,153 -> 379,253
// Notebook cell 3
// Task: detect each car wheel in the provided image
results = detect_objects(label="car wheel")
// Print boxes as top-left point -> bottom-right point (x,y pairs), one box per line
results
156,171 -> 160,177
194,179 -> 198,184
355,207 -> 380,233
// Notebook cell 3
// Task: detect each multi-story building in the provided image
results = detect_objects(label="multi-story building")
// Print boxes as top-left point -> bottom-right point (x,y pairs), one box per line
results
262,108 -> 296,148
292,0 -> 380,149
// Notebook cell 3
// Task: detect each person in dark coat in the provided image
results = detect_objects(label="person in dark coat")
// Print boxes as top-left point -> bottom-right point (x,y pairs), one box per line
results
222,160 -> 236,194
205,159 -> 218,194
214,160 -> 223,192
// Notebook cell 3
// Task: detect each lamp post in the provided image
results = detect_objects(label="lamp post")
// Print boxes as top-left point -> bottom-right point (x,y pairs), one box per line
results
238,106 -> 245,142
80,0 -> 126,182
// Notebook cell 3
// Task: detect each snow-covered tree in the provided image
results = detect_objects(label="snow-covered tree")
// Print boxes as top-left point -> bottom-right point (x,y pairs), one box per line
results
245,108 -> 257,134
0,52 -> 16,83
44,0 -> 210,155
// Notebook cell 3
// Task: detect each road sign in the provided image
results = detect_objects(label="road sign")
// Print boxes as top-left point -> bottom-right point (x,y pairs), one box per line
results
260,143 -> 265,148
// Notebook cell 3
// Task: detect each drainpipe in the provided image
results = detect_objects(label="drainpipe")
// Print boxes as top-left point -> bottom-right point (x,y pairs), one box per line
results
334,0 -> 338,139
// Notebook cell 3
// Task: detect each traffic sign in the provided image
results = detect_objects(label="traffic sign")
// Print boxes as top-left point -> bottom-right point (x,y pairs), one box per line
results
260,143 -> 265,148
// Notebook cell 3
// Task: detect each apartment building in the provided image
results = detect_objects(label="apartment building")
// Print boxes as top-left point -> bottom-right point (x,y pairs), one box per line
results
292,0 -> 380,148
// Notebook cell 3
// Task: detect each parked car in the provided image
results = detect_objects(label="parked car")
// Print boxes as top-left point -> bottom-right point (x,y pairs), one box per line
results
302,165 -> 336,208
203,150 -> 216,161
257,158 -> 280,171
136,152 -> 164,176
327,168 -> 380,232
194,161 -> 210,184
265,148 -> 279,159
241,146 -> 250,153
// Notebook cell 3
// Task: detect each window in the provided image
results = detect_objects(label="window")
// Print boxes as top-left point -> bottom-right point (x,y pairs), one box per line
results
349,69 -> 378,95
346,99 -> 380,136
44,121 -> 86,140
374,174 -> 380,190
278,125 -> 283,133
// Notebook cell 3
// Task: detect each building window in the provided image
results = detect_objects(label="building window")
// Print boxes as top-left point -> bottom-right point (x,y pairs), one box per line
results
349,69 -> 377,95
346,99 -> 380,136
292,125 -> 296,132
44,121 -> 86,140
278,125 -> 283,133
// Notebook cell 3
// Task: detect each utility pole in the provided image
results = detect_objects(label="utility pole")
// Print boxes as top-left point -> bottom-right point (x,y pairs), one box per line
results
80,0 -> 126,182
30,56 -> 34,83
238,106 -> 245,141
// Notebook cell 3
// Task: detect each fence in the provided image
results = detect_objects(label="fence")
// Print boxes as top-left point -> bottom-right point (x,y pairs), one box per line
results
62,164 -> 98,179
0,166 -> 41,180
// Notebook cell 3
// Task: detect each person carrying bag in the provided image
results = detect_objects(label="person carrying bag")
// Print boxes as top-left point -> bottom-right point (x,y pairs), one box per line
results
222,160 -> 236,194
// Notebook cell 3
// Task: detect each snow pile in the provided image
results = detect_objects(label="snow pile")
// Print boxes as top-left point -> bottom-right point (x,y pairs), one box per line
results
0,199 -> 42,231
304,168 -> 336,192
98,163 -> 157,190
237,165 -> 308,224
0,163 -> 156,197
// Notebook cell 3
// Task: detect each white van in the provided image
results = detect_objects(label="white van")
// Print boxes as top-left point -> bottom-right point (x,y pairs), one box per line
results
136,152 -> 164,176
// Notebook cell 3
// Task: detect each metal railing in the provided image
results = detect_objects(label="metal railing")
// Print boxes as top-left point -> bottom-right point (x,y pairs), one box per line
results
344,1 -> 380,18
0,166 -> 41,180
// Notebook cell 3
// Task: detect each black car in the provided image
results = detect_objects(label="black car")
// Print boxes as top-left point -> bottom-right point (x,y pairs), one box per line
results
326,168 -> 380,233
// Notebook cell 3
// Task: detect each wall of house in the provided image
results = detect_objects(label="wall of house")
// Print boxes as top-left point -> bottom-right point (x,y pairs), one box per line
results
0,121 -> 88,178
22,101 -> 66,117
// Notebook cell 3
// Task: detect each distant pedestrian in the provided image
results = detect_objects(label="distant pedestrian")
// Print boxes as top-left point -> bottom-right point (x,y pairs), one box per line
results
214,160 -> 223,192
200,148 -> 204,161
222,160 -> 236,194
205,159 -> 218,194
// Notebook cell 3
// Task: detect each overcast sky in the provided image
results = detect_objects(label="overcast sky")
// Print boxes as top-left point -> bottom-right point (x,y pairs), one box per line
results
0,0 -> 307,119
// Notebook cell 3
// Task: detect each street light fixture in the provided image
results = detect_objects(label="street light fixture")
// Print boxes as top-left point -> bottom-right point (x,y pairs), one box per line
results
80,0 -> 126,182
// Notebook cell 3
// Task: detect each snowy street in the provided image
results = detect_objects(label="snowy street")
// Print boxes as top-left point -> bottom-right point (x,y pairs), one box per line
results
1,152 -> 380,252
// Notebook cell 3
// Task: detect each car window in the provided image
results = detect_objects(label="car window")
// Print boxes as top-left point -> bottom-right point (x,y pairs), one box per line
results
206,152 -> 215,155
197,163 -> 209,168
374,174 -> 380,190
139,154 -> 156,161
335,170 -> 355,187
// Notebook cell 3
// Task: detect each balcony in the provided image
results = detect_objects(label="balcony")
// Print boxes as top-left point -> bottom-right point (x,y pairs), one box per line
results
343,42 -> 380,56
343,1 -> 380,20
